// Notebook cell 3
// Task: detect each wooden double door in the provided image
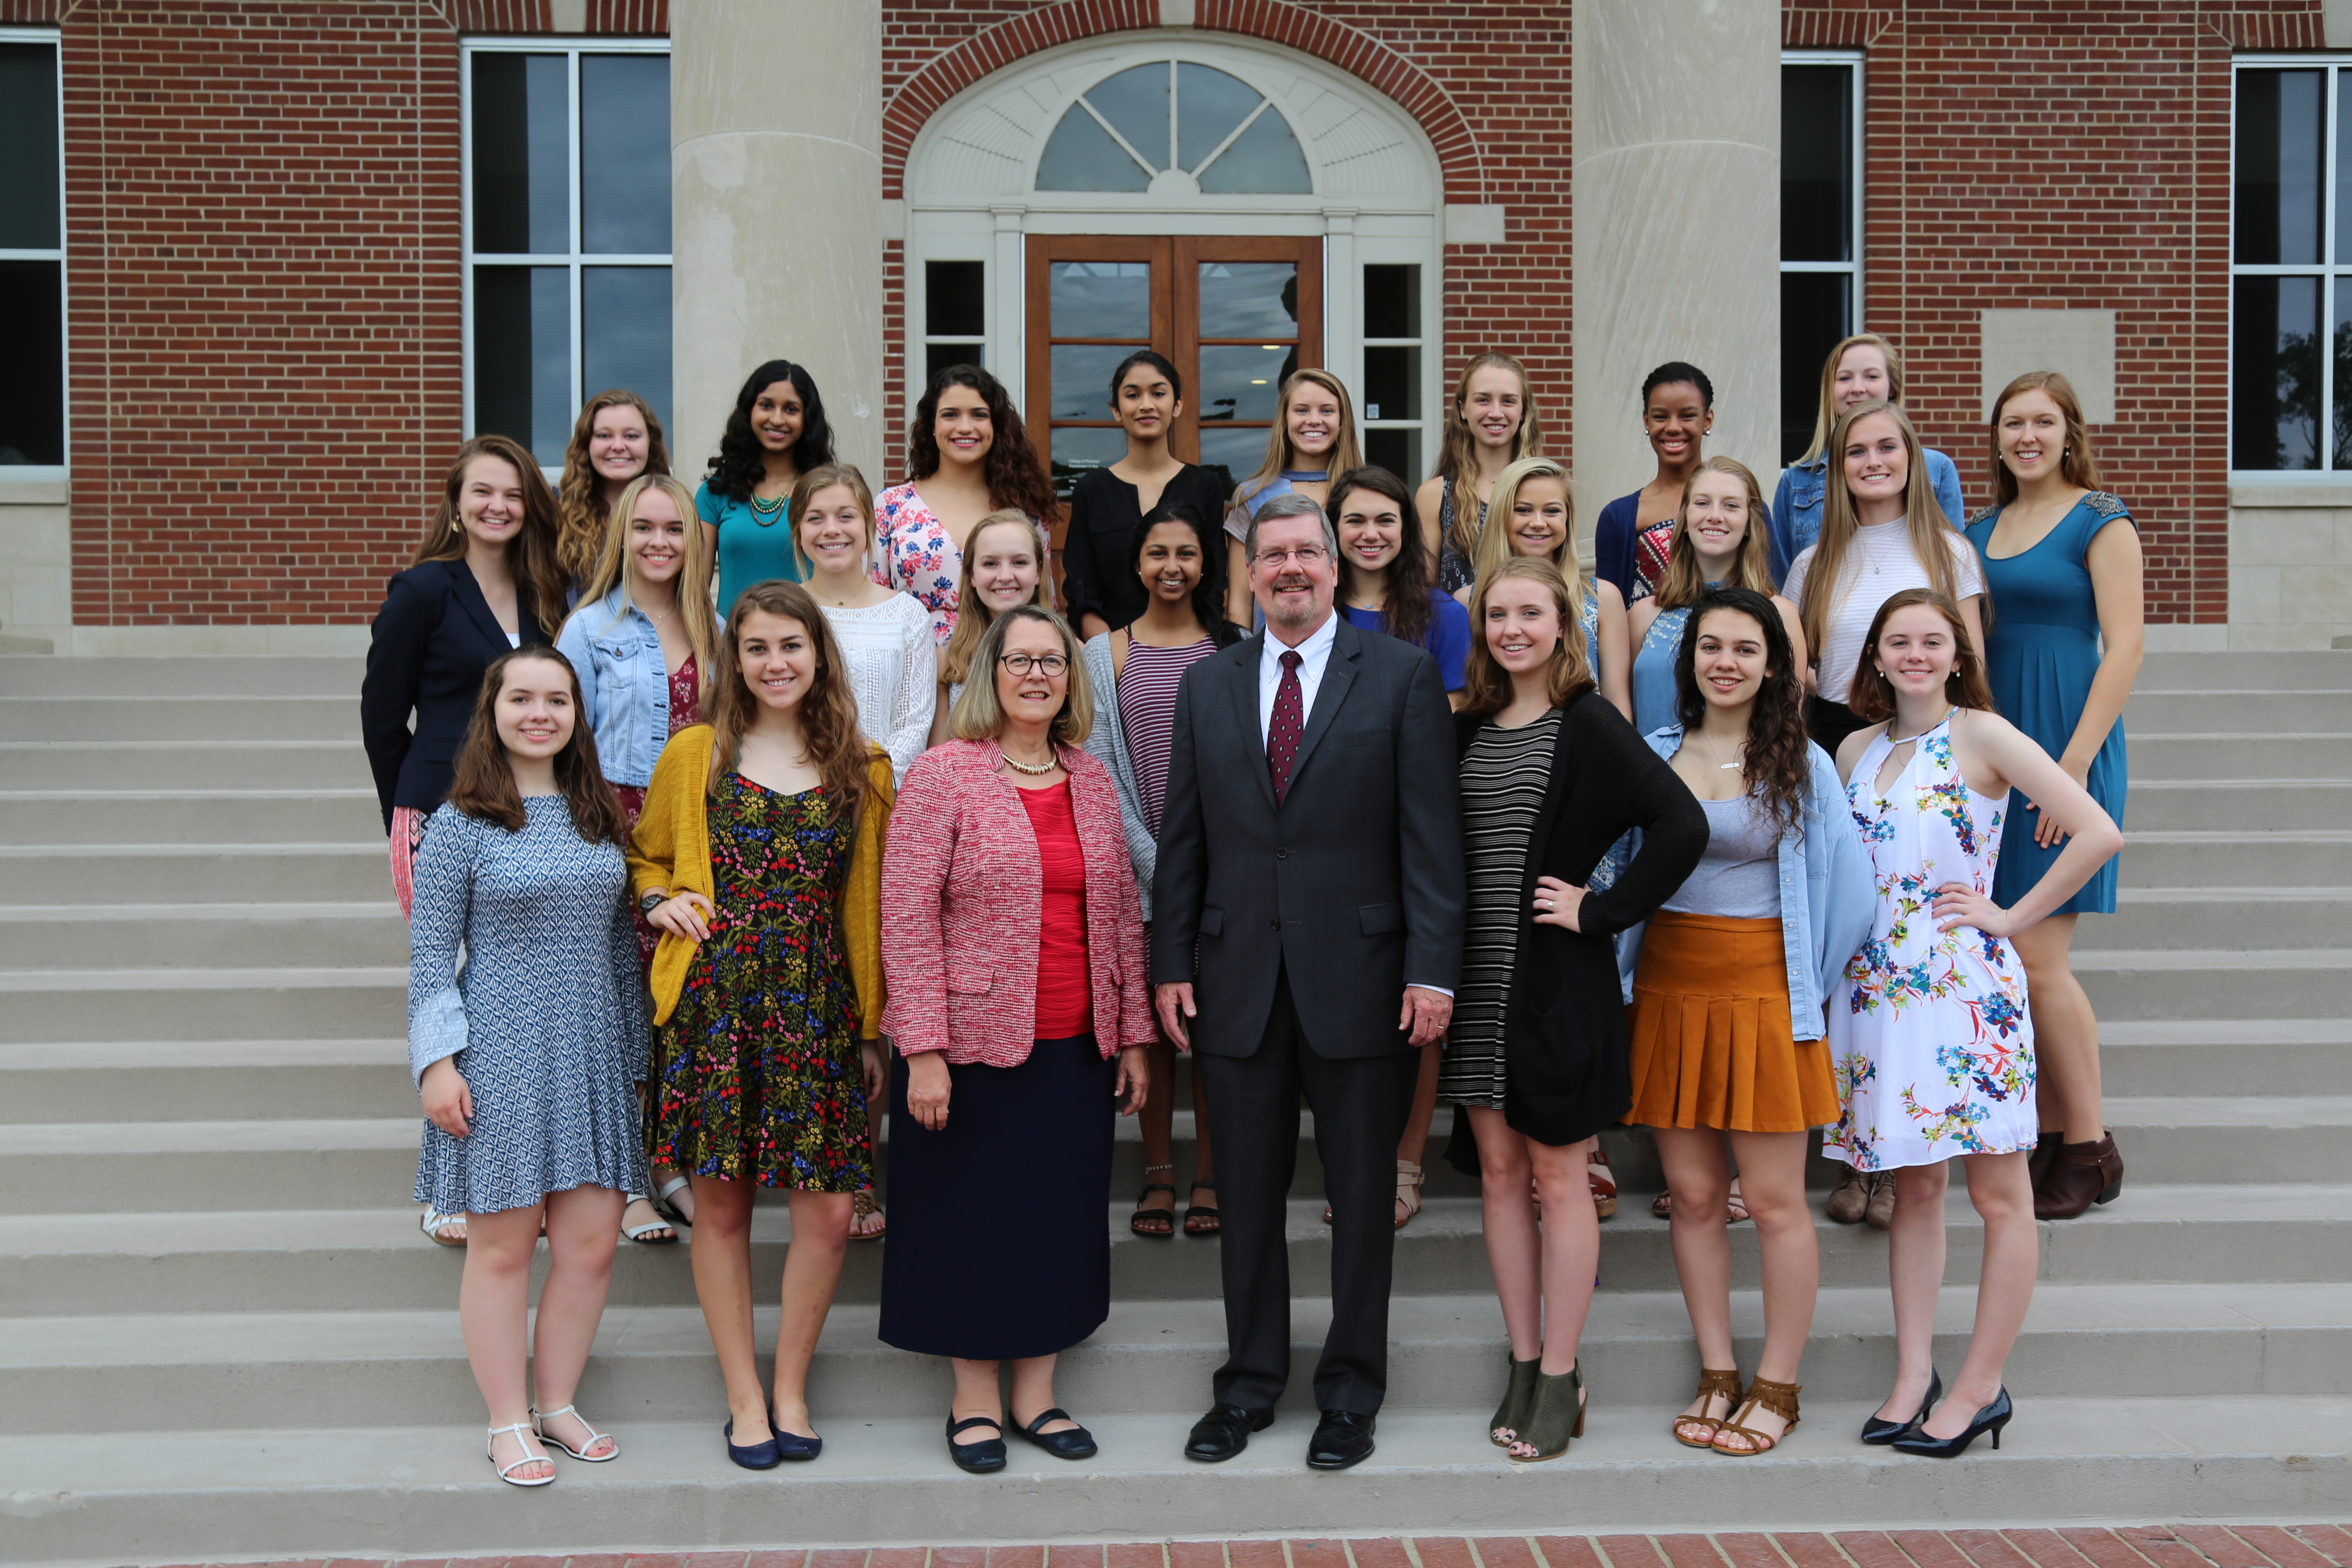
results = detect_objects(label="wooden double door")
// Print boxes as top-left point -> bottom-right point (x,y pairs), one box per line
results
1026,234 -> 1324,505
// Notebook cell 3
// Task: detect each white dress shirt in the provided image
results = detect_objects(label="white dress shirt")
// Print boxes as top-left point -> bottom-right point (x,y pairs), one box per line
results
1256,610 -> 1340,746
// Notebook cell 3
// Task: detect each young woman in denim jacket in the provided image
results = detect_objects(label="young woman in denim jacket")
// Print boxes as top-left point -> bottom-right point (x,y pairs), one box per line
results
1771,335 -> 1964,586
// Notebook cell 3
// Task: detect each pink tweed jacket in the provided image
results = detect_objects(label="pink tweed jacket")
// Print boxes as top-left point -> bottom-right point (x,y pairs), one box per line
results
881,737 -> 1154,1065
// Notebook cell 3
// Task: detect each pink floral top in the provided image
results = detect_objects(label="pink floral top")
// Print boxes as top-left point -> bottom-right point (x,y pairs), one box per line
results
869,481 -> 1049,647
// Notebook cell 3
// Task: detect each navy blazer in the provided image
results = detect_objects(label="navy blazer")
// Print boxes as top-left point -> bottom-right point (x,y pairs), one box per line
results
360,559 -> 547,831
1150,615 -> 1466,1059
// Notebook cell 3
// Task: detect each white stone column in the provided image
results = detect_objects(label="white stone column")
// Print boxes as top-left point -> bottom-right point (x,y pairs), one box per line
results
671,0 -> 884,480
1571,0 -> 1780,548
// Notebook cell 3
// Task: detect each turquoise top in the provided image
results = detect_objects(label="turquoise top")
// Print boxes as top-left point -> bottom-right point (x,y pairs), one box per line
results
696,478 -> 806,619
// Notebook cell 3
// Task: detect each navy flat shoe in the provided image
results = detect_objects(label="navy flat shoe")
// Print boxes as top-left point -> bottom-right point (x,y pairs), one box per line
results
724,1412 -> 781,1470
773,1423 -> 823,1462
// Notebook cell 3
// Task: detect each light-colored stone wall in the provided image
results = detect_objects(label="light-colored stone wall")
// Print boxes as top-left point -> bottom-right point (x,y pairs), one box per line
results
0,480 -> 71,653
2222,487 -> 2352,650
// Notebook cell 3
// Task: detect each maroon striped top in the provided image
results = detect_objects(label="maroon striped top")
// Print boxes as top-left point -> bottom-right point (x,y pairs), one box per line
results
1117,635 -> 1217,839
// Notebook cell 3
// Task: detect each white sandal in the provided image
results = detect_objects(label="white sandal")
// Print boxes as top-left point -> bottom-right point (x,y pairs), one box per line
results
619,1196 -> 677,1245
532,1402 -> 618,1461
420,1209 -> 466,1247
650,1173 -> 694,1229
486,1420 -> 554,1486
1394,1159 -> 1425,1228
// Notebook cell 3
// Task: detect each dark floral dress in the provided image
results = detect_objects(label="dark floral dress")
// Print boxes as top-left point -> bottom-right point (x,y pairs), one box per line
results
648,773 -> 871,1191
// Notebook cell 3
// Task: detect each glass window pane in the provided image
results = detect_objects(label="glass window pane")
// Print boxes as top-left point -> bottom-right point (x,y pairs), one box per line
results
1364,346 -> 1421,423
1198,262 -> 1298,339
2230,274 -> 2321,470
2334,290 -> 2352,470
1049,261 -> 1150,337
1781,271 -> 1852,464
1198,345 -> 1292,423
0,45 -> 59,250
0,259 -> 62,464
2235,69 -> 2324,265
472,53 -> 570,254
1782,65 -> 1852,265
1051,343 -> 1136,420
1049,425 -> 1128,500
926,342 -> 983,387
1363,428 -> 1420,484
583,266 -> 671,437
474,265 -> 573,464
1036,107 -> 1150,192
580,54 -> 670,255
927,261 -> 986,337
1363,264 -> 1419,340
1177,64 -> 1262,172
1197,425 -> 1270,498
1085,64 -> 1170,172
1197,107 -> 1311,194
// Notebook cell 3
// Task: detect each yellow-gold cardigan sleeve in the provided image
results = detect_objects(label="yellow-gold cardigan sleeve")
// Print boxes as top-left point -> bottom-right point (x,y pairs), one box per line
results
843,749 -> 894,1040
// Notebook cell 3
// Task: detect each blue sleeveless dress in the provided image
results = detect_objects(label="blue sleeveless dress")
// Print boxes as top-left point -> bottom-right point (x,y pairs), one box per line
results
1963,494 -> 2133,916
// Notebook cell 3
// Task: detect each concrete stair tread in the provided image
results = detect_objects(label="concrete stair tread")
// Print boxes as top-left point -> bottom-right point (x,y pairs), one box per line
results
0,786 -> 376,801
2100,1018 -> 2352,1044
0,966 -> 405,993
2068,946 -> 2352,969
0,841 -> 378,859
0,902 -> 398,923
2115,886 -> 2352,903
0,1038 -> 401,1071
2098,1094 -> 2352,1125
2124,828 -> 2352,842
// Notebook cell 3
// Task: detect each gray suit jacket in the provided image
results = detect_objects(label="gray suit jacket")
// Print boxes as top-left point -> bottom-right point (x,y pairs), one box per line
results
1150,615 -> 1466,1059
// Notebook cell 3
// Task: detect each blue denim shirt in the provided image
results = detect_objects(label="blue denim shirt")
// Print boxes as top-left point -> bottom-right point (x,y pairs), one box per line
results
554,586 -> 705,789
1615,727 -> 1875,1040
1769,446 -> 1965,586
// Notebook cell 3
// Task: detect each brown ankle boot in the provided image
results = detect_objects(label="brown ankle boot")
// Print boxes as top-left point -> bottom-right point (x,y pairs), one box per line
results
1825,1164 -> 1870,1224
2034,1133 -> 2123,1219
2027,1130 -> 2063,1194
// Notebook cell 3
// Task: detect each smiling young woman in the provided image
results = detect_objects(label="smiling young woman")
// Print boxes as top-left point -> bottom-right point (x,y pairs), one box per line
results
1593,363 -> 1746,604
794,463 -> 938,786
1219,368 -> 1364,624
1771,334 -> 1966,586
1626,458 -> 1804,739
1063,351 -> 1232,640
696,361 -> 838,617
1419,352 -> 1543,598
933,510 -> 1056,748
556,390 -> 672,593
1460,456 -> 1633,721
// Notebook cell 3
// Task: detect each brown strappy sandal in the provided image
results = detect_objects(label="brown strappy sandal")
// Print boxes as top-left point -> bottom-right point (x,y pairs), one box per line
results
1673,1367 -> 1744,1448
1711,1376 -> 1800,1456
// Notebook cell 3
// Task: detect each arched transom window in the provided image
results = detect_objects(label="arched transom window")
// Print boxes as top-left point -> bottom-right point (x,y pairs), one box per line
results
1036,60 -> 1312,195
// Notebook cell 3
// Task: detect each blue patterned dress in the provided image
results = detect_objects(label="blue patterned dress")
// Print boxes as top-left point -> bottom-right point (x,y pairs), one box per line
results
408,797 -> 650,1215
1824,718 -> 2036,1171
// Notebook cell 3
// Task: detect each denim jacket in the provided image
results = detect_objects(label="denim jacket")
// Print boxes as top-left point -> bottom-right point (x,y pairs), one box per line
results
554,586 -> 706,789
1615,727 -> 1875,1040
1770,446 -> 1965,587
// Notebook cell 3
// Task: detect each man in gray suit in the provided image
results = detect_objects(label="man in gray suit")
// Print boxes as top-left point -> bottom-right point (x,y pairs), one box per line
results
1152,492 -> 1465,1471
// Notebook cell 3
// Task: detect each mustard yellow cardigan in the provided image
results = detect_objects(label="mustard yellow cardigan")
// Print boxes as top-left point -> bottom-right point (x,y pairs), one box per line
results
626,724 -> 893,1033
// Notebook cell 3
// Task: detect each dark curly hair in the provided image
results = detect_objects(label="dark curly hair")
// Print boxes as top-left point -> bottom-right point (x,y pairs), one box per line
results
704,361 -> 835,503
1674,585 -> 1811,833
906,363 -> 1060,526
1327,465 -> 1433,653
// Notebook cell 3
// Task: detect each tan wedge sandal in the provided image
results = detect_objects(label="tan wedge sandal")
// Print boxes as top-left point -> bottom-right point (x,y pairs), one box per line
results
1673,1367 -> 1744,1448
1711,1376 -> 1800,1455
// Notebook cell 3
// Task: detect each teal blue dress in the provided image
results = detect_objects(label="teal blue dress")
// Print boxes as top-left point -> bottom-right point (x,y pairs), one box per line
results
696,479 -> 807,620
1964,493 -> 2133,915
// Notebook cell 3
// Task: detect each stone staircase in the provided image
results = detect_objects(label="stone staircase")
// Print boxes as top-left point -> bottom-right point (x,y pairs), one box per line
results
0,650 -> 2346,1566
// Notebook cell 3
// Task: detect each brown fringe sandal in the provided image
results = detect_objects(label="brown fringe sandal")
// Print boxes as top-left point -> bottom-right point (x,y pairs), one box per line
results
1672,1367 -> 1744,1448
1711,1376 -> 1800,1456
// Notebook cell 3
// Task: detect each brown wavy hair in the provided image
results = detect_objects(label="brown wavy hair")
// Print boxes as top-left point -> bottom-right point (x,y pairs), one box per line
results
1436,352 -> 1544,566
1988,370 -> 2104,506
705,580 -> 876,829
444,646 -> 628,844
1848,588 -> 1998,720
1459,557 -> 1597,718
556,390 -> 672,586
1673,586 -> 1811,832
1653,457 -> 1777,611
1801,400 -> 1966,671
412,434 -> 570,633
905,364 -> 1060,527
940,510 -> 1054,687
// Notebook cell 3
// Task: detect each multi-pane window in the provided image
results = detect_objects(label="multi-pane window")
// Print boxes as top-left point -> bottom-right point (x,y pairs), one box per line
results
0,33 -> 62,468
464,40 -> 671,468
1361,264 -> 1423,483
2228,63 -> 2352,472
1036,60 -> 1311,196
1781,55 -> 1862,463
924,261 -> 987,388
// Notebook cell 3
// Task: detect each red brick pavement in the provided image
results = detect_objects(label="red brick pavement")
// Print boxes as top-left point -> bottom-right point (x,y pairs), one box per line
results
143,1528 -> 2352,1568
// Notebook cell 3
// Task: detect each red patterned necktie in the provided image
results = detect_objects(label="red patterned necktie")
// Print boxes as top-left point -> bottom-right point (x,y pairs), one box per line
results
1267,648 -> 1304,804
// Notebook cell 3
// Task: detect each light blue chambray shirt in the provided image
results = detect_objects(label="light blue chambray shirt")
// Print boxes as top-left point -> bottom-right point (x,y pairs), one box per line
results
554,585 -> 715,789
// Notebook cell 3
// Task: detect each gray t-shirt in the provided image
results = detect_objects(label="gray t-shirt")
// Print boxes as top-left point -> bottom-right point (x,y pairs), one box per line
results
1661,790 -> 1782,918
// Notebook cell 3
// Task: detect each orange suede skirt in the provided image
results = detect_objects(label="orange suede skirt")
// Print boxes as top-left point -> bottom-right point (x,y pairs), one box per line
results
1625,911 -> 1839,1133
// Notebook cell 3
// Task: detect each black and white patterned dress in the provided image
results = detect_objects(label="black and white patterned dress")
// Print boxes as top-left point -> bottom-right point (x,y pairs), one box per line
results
408,796 -> 650,1215
1439,708 -> 1562,1108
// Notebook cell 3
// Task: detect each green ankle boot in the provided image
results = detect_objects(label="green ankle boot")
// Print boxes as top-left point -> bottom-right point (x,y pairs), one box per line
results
1489,1353 -> 1541,1448
1507,1362 -> 1586,1462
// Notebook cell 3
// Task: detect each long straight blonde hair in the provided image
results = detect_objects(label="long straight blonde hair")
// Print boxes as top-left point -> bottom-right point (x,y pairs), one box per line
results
1798,332 -> 1908,466
1238,368 -> 1363,501
1436,352 -> 1543,567
1800,400 -> 1964,667
1471,455 -> 1585,604
565,472 -> 719,714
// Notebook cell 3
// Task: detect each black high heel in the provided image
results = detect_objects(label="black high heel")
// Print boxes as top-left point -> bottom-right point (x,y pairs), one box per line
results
1891,1386 -> 2011,1457
1860,1368 -> 1941,1445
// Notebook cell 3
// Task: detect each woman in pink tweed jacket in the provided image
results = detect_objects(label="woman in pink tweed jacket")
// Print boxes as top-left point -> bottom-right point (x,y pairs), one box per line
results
877,603 -> 1155,1475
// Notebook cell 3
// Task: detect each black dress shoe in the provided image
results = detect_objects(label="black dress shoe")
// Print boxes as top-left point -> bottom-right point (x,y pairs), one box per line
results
1184,1402 -> 1273,1462
1306,1409 -> 1376,1470
945,1414 -> 1007,1474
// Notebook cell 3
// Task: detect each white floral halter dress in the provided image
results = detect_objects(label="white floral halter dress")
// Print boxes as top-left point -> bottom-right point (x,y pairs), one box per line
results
1824,716 -> 2038,1171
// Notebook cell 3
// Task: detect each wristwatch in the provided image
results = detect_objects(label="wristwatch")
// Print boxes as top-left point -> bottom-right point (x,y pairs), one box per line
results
640,891 -> 668,915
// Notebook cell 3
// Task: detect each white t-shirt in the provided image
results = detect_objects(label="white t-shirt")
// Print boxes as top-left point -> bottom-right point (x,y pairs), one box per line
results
1784,520 -> 1984,709
819,592 -> 938,786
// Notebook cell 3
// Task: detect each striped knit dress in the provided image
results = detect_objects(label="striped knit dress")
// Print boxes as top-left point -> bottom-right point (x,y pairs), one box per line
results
1118,635 -> 1217,837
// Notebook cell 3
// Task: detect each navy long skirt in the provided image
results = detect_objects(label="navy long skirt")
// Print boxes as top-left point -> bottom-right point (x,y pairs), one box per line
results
878,1033 -> 1116,1361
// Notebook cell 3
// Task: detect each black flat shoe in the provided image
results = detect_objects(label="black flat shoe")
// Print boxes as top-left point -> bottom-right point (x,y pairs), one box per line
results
1185,1401 -> 1273,1462
1891,1386 -> 2011,1457
1306,1409 -> 1376,1471
946,1413 -> 1007,1473
1860,1368 -> 1942,1445
1012,1406 -> 1098,1460
724,1412 -> 780,1470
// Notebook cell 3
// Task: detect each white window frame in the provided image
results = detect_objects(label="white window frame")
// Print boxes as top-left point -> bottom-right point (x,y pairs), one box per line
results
1780,49 -> 1866,350
1360,259 -> 1434,485
2228,55 -> 2352,483
0,26 -> 66,480
459,35 -> 672,467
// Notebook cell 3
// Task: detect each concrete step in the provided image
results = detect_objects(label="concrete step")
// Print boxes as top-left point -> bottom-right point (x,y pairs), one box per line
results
6,1186 -> 2343,1318
2126,731 -> 2352,781
0,843 -> 392,905
0,967 -> 406,1044
2121,779 -> 2352,833
2073,947 -> 2351,1019
0,655 -> 364,697
7,1281 -> 2344,1438
0,1398 -> 2343,1564
0,788 -> 382,846
2137,649 -> 2352,687
2098,1019 -> 2352,1097
2120,688 -> 2352,732
0,739 -> 373,790
0,902 -> 410,971
0,694 -> 359,742
0,1039 -> 414,1123
2080,886 -> 2352,950
2117,830 -> 2352,886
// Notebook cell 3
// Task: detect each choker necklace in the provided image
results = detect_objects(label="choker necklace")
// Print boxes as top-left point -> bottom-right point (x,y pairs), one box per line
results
1280,468 -> 1326,483
998,745 -> 1058,776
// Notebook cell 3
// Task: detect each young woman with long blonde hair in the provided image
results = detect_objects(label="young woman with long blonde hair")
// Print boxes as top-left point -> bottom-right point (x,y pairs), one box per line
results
1770,334 -> 1964,584
1417,352 -> 1542,596
1459,456 -> 1632,720
1219,368 -> 1363,623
